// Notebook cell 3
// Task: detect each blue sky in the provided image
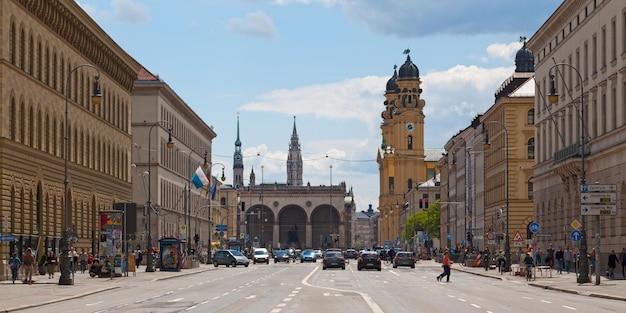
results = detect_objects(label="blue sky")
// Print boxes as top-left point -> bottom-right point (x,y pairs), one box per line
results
77,0 -> 562,210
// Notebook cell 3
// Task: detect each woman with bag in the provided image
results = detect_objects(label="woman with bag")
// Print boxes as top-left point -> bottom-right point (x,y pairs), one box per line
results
46,250 -> 58,279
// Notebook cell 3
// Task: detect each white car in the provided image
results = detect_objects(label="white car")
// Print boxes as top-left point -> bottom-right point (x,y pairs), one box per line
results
253,248 -> 270,264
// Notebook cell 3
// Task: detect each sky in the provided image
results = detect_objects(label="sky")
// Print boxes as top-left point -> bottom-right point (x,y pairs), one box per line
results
77,0 -> 562,211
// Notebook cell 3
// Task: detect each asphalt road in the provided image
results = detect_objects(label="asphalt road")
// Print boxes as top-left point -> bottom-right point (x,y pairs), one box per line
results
8,259 -> 626,313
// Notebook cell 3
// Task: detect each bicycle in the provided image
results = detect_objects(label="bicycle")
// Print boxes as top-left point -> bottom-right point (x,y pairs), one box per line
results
525,264 -> 534,281
383,255 -> 392,266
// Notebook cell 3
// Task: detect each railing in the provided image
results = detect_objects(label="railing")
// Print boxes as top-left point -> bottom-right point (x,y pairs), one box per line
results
553,142 -> 590,164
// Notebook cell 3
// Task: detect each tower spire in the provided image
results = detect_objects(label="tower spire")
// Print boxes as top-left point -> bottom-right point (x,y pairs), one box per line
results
287,116 -> 303,186
233,112 -> 244,189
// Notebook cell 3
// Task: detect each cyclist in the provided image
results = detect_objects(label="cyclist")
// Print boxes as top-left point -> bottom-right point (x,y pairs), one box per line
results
523,251 -> 535,281
496,250 -> 506,274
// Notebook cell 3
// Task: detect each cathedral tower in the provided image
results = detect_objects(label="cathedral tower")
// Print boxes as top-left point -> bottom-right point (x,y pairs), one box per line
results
233,113 -> 244,190
287,116 -> 303,186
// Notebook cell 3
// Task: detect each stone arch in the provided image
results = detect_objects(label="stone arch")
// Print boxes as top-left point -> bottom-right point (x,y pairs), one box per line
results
245,204 -> 274,248
277,205 -> 307,249
311,204 -> 339,249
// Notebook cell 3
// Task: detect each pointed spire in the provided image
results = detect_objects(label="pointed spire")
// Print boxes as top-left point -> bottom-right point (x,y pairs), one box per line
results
235,112 -> 242,147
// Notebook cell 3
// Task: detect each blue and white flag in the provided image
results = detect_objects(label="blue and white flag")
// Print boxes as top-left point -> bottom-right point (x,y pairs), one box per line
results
191,166 -> 209,189
209,180 -> 218,200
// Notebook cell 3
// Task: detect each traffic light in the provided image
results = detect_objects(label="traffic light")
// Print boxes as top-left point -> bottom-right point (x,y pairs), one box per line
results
194,234 -> 200,244
424,199 -> 429,208
419,199 -> 423,208
241,201 -> 246,212
466,231 -> 472,241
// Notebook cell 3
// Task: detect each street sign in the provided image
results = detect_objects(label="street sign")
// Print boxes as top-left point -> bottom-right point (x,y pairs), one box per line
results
486,231 -> 495,240
580,193 -> 616,203
571,220 -> 581,230
0,235 -> 15,242
215,224 -> 227,232
446,233 -> 452,239
529,221 -> 540,234
473,235 -> 484,240
512,231 -> 524,242
581,184 -> 617,192
570,229 -> 582,242
581,204 -> 617,216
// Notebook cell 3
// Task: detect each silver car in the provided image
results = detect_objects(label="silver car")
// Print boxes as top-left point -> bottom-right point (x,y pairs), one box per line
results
213,250 -> 250,267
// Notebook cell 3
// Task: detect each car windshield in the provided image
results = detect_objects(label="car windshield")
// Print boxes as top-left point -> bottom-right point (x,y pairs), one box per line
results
277,250 -> 289,256
254,250 -> 266,255
230,250 -> 244,256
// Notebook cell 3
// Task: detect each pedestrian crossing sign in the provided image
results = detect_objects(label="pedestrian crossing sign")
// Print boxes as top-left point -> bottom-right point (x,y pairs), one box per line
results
512,231 -> 524,242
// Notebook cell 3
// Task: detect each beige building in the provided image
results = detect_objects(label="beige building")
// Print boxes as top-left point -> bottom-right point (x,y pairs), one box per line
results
130,67 -> 224,256
442,41 -> 535,258
529,0 -> 626,271
0,0 -> 140,264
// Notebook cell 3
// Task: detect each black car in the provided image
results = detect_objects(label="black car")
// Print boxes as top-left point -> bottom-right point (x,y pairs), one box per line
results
344,249 -> 359,259
322,251 -> 345,270
357,251 -> 382,271
274,249 -> 292,263
392,251 -> 415,268
213,250 -> 250,267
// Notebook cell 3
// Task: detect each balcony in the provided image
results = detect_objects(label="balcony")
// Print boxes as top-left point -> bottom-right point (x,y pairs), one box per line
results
553,142 -> 590,164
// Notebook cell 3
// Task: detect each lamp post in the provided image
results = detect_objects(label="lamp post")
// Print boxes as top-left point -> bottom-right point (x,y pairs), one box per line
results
59,64 -> 101,285
483,120 -> 510,273
329,165 -> 333,248
185,148 -> 209,257
260,165 -> 264,248
206,163 -> 226,263
145,121 -> 174,272
548,63 -> 589,284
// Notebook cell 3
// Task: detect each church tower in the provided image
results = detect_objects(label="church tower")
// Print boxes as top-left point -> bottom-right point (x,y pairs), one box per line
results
287,116 -> 303,186
233,113 -> 244,190
377,49 -> 427,245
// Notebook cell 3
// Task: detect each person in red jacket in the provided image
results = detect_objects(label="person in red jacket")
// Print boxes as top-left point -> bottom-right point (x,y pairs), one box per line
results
436,249 -> 452,282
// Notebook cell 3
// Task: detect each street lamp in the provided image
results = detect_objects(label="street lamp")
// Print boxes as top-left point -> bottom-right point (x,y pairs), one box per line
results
145,121 -> 174,272
548,63 -> 589,284
483,120 -> 510,272
329,165 -> 333,248
186,148 -> 209,257
59,64 -> 101,285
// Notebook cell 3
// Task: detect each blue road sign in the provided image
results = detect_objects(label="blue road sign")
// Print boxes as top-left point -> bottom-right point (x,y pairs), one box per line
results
215,224 -> 227,232
570,229 -> 582,242
447,233 -> 452,239
0,235 -> 15,242
529,221 -> 540,234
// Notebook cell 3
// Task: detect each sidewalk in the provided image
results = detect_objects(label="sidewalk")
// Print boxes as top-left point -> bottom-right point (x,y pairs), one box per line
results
449,260 -> 626,302
0,264 -> 213,312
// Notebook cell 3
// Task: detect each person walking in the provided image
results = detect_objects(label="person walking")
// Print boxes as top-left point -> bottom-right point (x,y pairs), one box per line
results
46,250 -> 58,279
546,244 -> 555,269
534,247 -> 542,266
607,250 -> 619,279
482,247 -> 490,271
436,250 -> 451,282
134,246 -> 143,269
79,248 -> 88,273
564,247 -> 572,274
8,252 -> 22,284
22,248 -> 35,284
589,248 -> 596,276
555,247 -> 564,274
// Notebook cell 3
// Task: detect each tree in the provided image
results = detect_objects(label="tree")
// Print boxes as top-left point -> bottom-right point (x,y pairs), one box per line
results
401,199 -> 441,242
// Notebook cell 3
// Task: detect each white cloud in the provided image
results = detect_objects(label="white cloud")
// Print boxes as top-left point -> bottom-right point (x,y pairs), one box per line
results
227,11 -> 278,38
100,0 -> 149,24
487,42 -> 523,62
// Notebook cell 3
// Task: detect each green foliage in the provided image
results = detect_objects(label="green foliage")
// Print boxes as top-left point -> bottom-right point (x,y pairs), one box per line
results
401,199 -> 441,241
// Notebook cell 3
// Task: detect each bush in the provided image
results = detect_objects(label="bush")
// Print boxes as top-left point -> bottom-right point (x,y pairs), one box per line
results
38,254 -> 47,267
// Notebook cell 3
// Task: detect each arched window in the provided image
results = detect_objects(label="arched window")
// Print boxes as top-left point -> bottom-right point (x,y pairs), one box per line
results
9,21 -> 16,64
527,109 -> 535,124
527,138 -> 535,159
407,179 -> 413,191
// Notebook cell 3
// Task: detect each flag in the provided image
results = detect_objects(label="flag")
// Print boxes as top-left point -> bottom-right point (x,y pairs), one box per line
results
209,180 -> 218,200
191,166 -> 209,189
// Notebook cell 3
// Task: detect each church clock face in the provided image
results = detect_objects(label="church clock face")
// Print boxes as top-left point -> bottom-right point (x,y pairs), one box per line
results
235,155 -> 241,161
405,122 -> 415,132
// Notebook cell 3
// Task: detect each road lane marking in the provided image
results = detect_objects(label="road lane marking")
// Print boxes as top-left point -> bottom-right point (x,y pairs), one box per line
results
562,305 -> 577,310
167,298 -> 183,302
471,304 -> 481,308
540,300 -> 552,303
85,301 -> 103,306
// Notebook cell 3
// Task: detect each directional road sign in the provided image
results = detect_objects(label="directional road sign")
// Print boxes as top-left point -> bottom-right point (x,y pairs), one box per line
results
581,184 -> 617,192
215,224 -> 228,232
581,204 -> 617,216
570,230 -> 582,242
0,235 -> 15,242
580,193 -> 617,204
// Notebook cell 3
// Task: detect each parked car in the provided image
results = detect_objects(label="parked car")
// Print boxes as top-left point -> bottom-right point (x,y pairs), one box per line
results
300,249 -> 317,262
253,248 -> 270,264
274,249 -> 293,263
357,251 -> 382,271
392,251 -> 415,268
344,249 -> 359,259
213,250 -> 250,267
322,251 -> 346,270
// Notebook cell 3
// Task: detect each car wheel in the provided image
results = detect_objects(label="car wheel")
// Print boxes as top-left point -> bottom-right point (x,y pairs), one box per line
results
342,266 -> 345,270
323,266 -> 326,270
411,265 -> 415,269
266,260 -> 269,264
393,265 -> 397,268
244,263 -> 249,267
253,260 -> 256,264
274,259 -> 278,263
213,260 -> 219,267
377,267 -> 382,271
358,267 -> 362,271
231,261 -> 236,267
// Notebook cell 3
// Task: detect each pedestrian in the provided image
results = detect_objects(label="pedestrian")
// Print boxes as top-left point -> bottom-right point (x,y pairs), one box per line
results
69,247 -> 78,273
607,249 -> 619,279
134,246 -> 143,268
621,248 -> 626,278
436,249 -> 451,282
46,250 -> 58,278
22,248 -> 35,284
555,247 -> 564,274
8,252 -> 22,284
87,252 -> 94,272
563,247 -> 572,274
483,247 -> 490,271
546,244 -> 555,268
535,247 -> 542,266
589,248 -> 596,276
496,250 -> 506,274
80,248 -> 88,273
